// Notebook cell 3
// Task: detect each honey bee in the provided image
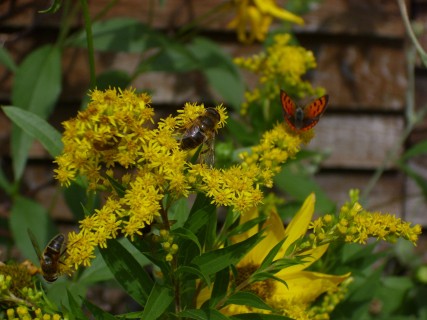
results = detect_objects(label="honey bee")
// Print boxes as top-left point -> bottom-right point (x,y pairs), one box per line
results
179,108 -> 221,166
28,230 -> 66,282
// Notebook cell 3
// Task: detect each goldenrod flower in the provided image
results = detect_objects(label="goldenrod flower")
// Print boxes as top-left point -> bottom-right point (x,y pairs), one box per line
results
309,190 -> 422,247
227,0 -> 304,43
234,33 -> 324,115
197,194 -> 350,319
55,89 -> 232,271
240,122 -> 312,187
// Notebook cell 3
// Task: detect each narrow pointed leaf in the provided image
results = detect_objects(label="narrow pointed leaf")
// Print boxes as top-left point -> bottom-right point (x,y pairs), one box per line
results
192,232 -> 263,276
140,282 -> 174,320
100,239 -> 154,305
3,106 -> 63,157
225,292 -> 273,311
11,45 -> 61,179
173,227 -> 202,253
84,300 -> 116,320
209,267 -> 230,308
66,290 -> 88,320
258,238 -> 286,271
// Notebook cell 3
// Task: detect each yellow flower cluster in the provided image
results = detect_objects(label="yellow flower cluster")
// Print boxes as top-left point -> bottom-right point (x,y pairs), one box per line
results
226,0 -> 304,43
0,271 -> 62,320
234,33 -> 324,115
240,122 -> 312,187
309,190 -> 422,246
6,307 -> 62,320
185,122 -> 310,212
54,88 -> 306,272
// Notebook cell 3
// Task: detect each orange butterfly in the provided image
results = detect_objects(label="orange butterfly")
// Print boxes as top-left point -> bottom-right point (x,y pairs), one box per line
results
280,90 -> 329,131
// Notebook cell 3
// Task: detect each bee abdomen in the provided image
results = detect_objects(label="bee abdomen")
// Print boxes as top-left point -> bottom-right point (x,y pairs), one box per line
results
180,131 -> 205,150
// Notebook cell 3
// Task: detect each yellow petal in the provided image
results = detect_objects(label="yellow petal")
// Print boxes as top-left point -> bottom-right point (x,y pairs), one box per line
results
254,0 -> 304,25
271,271 -> 351,306
241,207 -> 284,263
282,193 -> 315,254
277,244 -> 328,275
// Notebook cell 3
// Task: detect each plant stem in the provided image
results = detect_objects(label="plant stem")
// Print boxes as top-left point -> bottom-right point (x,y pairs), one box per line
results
79,0 -> 96,89
397,0 -> 427,67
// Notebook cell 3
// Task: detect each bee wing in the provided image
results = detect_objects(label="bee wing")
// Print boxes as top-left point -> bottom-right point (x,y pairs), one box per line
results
198,134 -> 216,167
27,229 -> 42,260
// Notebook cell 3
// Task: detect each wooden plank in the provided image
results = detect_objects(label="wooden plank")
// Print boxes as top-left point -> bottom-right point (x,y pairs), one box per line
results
297,0 -> 405,38
309,115 -> 404,169
1,0 -> 405,38
312,44 -> 406,111
316,172 -> 404,217
404,163 -> 427,226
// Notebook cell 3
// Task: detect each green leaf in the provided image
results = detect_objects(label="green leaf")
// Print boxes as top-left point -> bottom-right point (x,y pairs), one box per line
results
140,282 -> 174,320
78,250 -> 114,284
105,174 -> 127,197
47,282 -> 87,319
39,0 -> 62,13
9,196 -> 57,263
402,140 -> 427,160
132,239 -> 171,276
176,266 -> 211,287
376,276 -> 413,315
84,299 -> 116,320
178,309 -> 231,320
62,182 -> 89,221
173,227 -> 202,253
398,162 -> 427,198
191,232 -> 263,276
227,215 -> 266,238
0,47 -> 17,72
226,292 -> 273,311
100,238 -> 154,306
149,42 -> 198,72
184,193 -> 216,236
188,38 -> 244,109
178,193 -> 217,265
11,45 -> 61,179
258,238 -> 285,271
168,197 -> 190,228
0,167 -> 12,194
3,107 -> 63,157
209,267 -> 230,308
66,289 -> 88,320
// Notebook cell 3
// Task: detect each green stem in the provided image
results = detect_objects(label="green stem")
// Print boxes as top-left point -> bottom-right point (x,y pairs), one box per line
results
79,0 -> 96,89
397,0 -> 427,67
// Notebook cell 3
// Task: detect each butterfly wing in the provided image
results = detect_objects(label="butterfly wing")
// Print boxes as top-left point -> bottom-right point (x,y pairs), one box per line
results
280,90 -> 297,130
301,95 -> 329,131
